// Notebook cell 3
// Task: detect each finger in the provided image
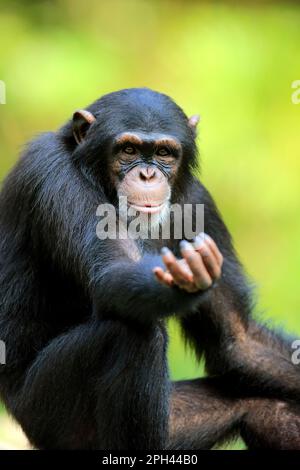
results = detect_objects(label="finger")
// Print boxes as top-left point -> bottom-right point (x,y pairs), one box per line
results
161,248 -> 193,287
198,232 -> 224,267
179,241 -> 212,290
170,258 -> 199,292
193,236 -> 222,280
161,247 -> 193,288
153,267 -> 174,287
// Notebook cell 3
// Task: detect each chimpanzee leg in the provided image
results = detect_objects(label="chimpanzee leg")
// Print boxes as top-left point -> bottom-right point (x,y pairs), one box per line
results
94,320 -> 169,450
168,378 -> 243,449
241,398 -> 300,449
5,319 -> 169,450
168,378 -> 300,450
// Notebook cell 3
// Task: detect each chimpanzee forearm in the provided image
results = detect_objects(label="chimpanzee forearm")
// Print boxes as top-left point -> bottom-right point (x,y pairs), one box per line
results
94,255 -> 210,323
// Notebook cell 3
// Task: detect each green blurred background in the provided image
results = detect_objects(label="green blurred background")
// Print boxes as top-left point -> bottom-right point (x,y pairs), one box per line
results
0,0 -> 299,449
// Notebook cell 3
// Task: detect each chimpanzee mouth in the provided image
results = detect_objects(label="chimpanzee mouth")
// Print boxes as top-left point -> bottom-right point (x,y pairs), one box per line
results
128,201 -> 165,214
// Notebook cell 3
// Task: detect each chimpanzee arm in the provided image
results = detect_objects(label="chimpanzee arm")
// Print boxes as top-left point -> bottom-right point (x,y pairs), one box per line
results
180,179 -> 300,402
93,254 -> 212,323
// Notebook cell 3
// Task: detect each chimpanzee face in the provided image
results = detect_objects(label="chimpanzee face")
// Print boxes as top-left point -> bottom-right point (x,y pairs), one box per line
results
109,130 -> 182,216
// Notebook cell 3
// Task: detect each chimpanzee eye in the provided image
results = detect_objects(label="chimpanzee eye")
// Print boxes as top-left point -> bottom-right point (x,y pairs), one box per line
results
157,147 -> 170,156
123,146 -> 136,155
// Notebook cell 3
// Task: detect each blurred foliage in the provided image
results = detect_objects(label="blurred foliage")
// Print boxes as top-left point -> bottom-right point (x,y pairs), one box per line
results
0,0 -> 300,449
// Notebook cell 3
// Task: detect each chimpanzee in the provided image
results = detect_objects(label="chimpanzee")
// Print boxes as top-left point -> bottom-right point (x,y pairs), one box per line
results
0,88 -> 299,450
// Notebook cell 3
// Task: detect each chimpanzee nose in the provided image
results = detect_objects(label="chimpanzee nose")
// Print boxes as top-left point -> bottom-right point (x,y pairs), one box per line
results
139,167 -> 156,182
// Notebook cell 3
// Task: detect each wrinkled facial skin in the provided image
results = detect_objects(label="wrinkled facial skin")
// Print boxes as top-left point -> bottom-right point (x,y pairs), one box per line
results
110,131 -> 182,215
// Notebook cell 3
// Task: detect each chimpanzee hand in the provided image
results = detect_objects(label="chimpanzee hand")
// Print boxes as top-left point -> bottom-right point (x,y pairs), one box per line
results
153,233 -> 223,293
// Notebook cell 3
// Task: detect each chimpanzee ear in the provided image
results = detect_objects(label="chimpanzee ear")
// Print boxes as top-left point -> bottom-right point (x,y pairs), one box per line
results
72,110 -> 96,144
188,114 -> 200,136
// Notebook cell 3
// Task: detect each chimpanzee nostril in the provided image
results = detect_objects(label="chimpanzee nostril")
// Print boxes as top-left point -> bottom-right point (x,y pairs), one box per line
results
139,167 -> 156,181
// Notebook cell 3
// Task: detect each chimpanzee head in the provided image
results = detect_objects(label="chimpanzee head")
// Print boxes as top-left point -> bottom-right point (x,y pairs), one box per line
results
64,88 -> 199,221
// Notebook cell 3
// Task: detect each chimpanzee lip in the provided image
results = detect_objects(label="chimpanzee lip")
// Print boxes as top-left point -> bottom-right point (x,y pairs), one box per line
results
128,201 -> 165,214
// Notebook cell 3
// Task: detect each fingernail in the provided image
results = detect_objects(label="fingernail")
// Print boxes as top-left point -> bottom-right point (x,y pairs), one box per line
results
161,247 -> 171,256
193,235 -> 205,249
198,232 -> 207,240
179,240 -> 194,251
200,232 -> 213,243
